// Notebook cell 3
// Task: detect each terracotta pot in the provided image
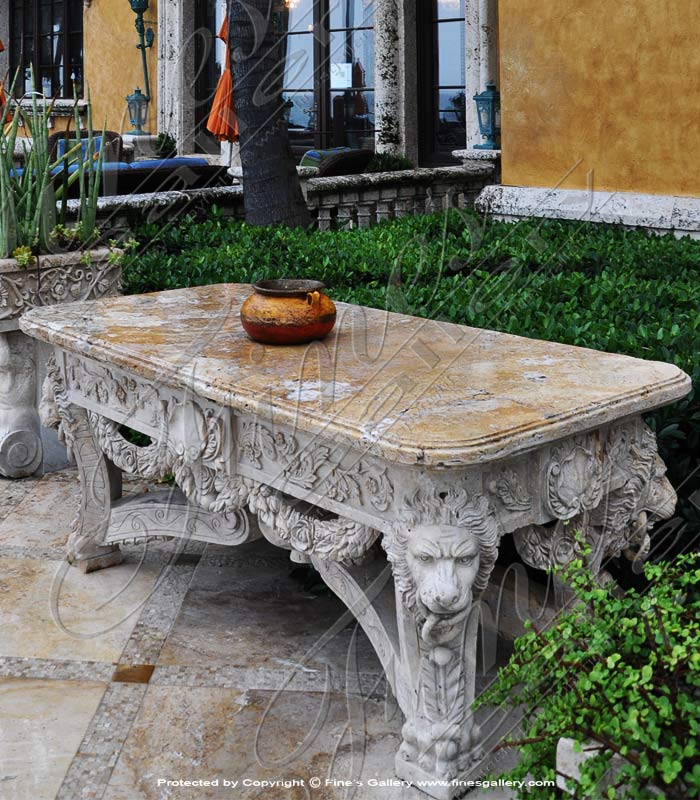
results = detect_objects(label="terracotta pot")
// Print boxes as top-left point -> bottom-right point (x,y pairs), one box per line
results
240,279 -> 337,345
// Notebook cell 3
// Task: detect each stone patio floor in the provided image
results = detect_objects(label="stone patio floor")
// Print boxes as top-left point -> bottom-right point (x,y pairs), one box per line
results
0,469 -> 542,800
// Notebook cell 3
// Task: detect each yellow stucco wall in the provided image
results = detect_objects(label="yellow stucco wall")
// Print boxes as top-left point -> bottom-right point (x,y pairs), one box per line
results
499,0 -> 700,197
84,0 -> 158,135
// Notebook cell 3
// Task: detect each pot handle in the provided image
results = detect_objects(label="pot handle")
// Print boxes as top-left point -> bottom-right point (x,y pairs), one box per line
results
306,291 -> 321,307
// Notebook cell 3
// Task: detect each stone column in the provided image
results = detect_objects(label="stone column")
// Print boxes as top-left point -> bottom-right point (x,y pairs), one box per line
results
158,0 -> 196,154
374,0 -> 403,154
465,0 -> 499,149
0,0 -> 9,79
399,0 -> 419,164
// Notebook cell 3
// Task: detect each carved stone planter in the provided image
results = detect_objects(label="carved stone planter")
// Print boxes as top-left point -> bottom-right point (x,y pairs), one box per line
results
0,248 -> 121,477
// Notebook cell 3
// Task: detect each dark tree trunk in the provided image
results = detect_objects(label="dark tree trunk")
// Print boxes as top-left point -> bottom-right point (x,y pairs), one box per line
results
228,1 -> 310,228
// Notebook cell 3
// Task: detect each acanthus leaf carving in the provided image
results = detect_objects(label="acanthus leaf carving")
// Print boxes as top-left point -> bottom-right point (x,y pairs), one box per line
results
65,355 -> 158,421
173,459 -> 379,564
240,420 -> 394,512
0,260 -> 121,323
488,467 -> 531,512
513,520 -> 582,573
325,460 -> 394,512
45,356 -> 377,565
545,434 -> 604,519
516,421 -> 677,576
240,421 -> 330,487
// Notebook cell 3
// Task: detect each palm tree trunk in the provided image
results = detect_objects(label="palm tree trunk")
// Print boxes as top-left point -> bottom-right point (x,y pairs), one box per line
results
228,1 -> 310,228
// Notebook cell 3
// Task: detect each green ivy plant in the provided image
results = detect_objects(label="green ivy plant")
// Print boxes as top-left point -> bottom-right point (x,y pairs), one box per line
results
155,132 -> 177,159
364,152 -> 415,172
474,551 -> 700,799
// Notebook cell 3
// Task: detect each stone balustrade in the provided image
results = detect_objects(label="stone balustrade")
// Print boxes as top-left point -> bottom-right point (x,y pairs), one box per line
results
304,164 -> 495,230
61,163 -> 496,236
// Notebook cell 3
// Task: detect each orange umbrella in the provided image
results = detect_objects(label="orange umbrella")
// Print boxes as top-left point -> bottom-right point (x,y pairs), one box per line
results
206,16 -> 239,142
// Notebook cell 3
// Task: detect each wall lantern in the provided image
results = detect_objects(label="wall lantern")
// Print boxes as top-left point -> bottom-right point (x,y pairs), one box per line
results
126,87 -> 149,135
126,0 -> 155,135
473,82 -> 501,150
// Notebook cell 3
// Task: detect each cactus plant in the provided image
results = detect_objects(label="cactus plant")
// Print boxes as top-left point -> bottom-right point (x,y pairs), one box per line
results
0,72 -> 104,259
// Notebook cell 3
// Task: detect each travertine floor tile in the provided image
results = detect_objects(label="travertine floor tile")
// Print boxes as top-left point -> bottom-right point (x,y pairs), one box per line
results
0,470 -> 78,550
0,676 -> 106,800
101,684 -> 404,800
157,539 -> 382,678
0,557 -> 161,662
0,476 -> 37,525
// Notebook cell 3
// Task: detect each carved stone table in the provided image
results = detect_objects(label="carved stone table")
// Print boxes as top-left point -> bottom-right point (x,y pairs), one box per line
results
20,284 -> 690,799
0,249 -> 121,477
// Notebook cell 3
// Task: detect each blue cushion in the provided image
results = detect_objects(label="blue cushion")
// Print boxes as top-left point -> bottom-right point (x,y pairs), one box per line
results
57,136 -> 103,161
99,162 -> 133,173
51,161 -> 132,176
131,157 -> 209,169
299,147 -> 351,167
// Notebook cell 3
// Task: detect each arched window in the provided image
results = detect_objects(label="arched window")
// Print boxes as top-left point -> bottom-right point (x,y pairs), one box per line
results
281,0 -> 375,156
10,0 -> 83,99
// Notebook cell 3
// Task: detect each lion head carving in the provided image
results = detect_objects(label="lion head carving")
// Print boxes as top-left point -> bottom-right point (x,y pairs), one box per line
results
383,487 -> 500,638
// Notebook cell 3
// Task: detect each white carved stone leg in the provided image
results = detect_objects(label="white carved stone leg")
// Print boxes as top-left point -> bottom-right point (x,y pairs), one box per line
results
64,402 -> 123,572
43,354 -> 122,572
280,486 -> 500,800
513,423 -> 678,605
311,549 -> 486,800
393,599 -> 483,797
380,488 -> 501,799
0,331 -> 43,478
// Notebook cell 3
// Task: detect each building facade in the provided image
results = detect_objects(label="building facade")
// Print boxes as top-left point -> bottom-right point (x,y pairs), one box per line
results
3,1 -> 695,232
0,0 -> 499,166
477,0 -> 700,235
0,0 -> 158,134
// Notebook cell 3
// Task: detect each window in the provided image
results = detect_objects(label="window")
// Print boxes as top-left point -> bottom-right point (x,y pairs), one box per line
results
418,0 -> 466,164
194,0 -> 225,154
10,0 -> 84,99
280,0 -> 375,156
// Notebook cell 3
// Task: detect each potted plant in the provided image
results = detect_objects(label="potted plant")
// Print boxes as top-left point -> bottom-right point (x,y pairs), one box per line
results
0,80 -> 124,478
474,548 -> 700,798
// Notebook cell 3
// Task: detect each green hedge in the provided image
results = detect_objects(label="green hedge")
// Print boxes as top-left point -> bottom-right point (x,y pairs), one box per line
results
122,209 -> 700,545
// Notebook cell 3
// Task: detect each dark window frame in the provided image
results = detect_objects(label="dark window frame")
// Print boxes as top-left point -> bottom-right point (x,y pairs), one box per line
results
282,0 -> 375,154
194,0 -> 220,154
9,0 -> 83,100
417,0 -> 467,166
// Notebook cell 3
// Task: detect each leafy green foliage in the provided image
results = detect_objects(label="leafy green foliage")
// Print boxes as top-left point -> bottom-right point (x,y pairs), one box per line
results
364,152 -> 415,172
121,208 -> 700,542
474,550 -> 700,799
155,132 -> 177,159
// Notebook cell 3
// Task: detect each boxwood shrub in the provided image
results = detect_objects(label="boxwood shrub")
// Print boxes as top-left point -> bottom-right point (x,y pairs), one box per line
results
122,208 -> 700,550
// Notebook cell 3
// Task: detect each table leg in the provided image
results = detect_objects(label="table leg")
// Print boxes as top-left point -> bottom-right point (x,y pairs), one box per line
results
310,486 -> 501,800
381,491 -> 500,799
44,355 -> 123,572
0,331 -> 43,478
513,432 -> 678,605
311,551 -> 484,800
393,596 -> 483,797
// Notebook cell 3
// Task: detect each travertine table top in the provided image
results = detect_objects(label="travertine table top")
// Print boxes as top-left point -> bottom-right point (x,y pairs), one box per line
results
20,283 -> 690,466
